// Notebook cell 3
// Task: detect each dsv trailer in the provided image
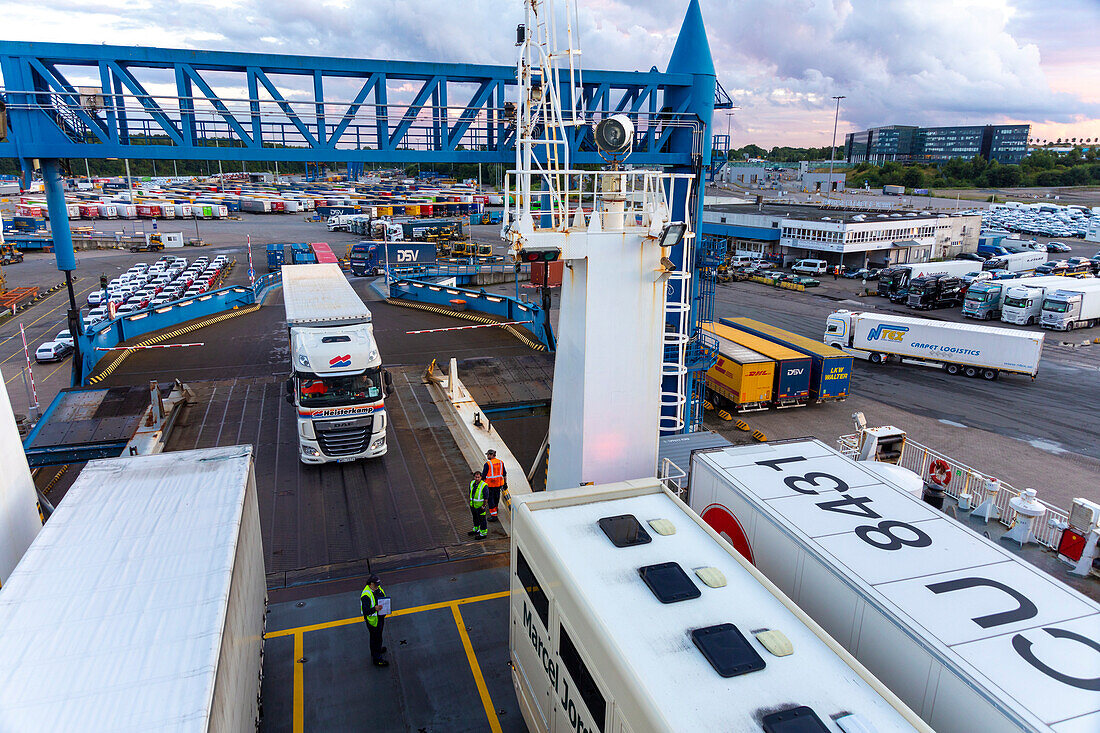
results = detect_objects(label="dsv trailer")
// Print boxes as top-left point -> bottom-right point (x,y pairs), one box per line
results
510,479 -> 929,733
689,439 -> 1100,733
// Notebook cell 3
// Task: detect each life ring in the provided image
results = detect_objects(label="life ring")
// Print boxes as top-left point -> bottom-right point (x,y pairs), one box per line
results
928,458 -> 952,486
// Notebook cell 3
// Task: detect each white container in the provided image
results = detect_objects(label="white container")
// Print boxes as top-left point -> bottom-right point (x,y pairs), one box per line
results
162,232 -> 185,248
511,479 -> 927,733
174,203 -> 193,218
689,439 -> 1100,733
0,445 -> 265,732
826,310 -> 1044,378
0,382 -> 41,585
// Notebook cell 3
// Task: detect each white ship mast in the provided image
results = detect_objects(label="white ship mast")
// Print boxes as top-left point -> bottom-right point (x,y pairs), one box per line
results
505,0 -> 697,490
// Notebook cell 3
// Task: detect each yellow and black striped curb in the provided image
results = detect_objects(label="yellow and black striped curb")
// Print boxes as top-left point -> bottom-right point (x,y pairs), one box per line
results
385,297 -> 546,352
86,303 -> 262,384
41,464 -> 69,495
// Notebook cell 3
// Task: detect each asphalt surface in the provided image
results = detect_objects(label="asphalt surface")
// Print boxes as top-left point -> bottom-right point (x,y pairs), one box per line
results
713,280 -> 1100,462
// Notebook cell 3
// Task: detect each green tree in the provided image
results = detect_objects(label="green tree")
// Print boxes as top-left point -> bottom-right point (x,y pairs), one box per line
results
901,166 -> 926,189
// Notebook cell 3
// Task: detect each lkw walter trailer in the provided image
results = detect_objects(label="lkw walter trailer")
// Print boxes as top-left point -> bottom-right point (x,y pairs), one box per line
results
510,479 -> 929,733
0,446 -> 265,732
689,439 -> 1100,733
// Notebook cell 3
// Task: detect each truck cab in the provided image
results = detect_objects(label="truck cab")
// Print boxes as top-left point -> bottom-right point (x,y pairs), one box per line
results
876,267 -> 904,298
906,275 -> 963,310
1000,284 -> 1044,325
961,281 -> 1004,320
288,324 -> 391,463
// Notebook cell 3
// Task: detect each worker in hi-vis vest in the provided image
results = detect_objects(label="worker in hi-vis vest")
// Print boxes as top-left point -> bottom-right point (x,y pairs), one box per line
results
468,471 -> 488,539
361,574 -> 389,667
481,449 -> 506,521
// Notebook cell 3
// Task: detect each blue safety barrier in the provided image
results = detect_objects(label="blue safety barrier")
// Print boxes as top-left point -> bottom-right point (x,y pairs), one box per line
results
78,282 -> 264,380
388,278 -> 552,351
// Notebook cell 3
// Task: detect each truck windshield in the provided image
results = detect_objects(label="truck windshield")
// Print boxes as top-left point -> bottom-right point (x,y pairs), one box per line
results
298,369 -> 382,407
966,292 -> 988,302
1003,295 -> 1028,308
1042,299 -> 1068,313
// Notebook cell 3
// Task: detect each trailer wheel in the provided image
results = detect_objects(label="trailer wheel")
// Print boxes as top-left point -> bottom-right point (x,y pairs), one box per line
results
982,369 -> 998,381
964,366 -> 978,378
945,363 -> 960,376
869,352 -> 883,364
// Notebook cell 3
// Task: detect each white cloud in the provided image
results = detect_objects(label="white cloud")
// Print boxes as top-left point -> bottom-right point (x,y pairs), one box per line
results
1,0 -> 1096,147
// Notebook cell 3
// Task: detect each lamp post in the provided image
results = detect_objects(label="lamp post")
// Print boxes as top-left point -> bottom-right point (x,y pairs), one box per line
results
829,95 -> 846,194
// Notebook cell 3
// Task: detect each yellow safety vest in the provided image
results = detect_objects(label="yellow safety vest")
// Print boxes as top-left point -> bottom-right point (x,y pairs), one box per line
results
361,584 -> 387,627
470,480 -> 487,508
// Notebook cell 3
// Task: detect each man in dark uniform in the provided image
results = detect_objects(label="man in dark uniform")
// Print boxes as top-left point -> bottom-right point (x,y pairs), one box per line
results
361,574 -> 389,667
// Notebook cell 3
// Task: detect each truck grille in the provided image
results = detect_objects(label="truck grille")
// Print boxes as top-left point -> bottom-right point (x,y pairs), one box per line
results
316,419 -> 372,457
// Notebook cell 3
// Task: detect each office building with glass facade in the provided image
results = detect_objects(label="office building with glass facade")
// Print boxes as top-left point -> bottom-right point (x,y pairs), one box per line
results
844,124 -> 1029,165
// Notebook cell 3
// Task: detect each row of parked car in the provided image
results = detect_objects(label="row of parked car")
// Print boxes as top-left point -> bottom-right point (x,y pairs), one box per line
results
84,254 -> 231,328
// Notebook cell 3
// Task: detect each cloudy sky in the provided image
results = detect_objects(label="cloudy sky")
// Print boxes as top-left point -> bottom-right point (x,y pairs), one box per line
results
3,0 -> 1097,148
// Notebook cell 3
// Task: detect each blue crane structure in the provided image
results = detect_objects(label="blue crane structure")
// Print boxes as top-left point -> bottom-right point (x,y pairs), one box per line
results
0,0 -> 730,429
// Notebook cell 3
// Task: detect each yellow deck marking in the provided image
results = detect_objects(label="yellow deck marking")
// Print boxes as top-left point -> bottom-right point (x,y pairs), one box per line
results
452,603 -> 503,733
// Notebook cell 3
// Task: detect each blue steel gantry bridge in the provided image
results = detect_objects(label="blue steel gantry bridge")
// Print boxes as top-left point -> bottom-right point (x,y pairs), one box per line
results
0,0 -> 731,430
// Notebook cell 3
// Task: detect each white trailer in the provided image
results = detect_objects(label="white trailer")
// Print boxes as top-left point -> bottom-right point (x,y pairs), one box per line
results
825,309 -> 1044,379
282,264 -> 390,463
0,381 -> 41,585
511,478 -> 928,733
984,250 -> 1047,273
1040,279 -> 1100,331
688,439 -> 1100,733
0,445 -> 265,731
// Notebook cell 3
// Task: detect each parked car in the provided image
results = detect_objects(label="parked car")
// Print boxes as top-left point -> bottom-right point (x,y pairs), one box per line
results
781,274 -> 820,288
35,341 -> 73,363
960,271 -> 993,285
958,253 -> 986,262
54,330 -> 74,347
87,291 -> 105,307
1045,241 -> 1071,253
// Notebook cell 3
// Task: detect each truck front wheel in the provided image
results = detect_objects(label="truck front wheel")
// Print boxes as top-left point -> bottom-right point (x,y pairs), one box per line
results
945,363 -> 960,376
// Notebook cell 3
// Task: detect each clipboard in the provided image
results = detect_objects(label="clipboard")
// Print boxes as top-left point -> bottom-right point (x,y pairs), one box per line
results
376,598 -> 392,616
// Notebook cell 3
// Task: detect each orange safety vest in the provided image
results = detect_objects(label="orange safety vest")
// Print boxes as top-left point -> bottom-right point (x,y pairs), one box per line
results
484,457 -> 505,487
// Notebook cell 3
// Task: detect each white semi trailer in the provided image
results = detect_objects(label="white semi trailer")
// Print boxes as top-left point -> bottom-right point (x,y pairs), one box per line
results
510,478 -> 929,733
689,439 -> 1100,733
983,250 -> 1047,273
825,310 -> 1044,380
283,263 -> 391,464
1040,279 -> 1100,331
0,446 -> 266,731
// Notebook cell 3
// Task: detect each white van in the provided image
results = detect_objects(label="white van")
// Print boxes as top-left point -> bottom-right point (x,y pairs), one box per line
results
792,258 -> 828,275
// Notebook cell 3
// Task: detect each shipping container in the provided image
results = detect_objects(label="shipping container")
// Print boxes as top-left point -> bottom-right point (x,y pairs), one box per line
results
704,332 -> 774,411
0,446 -> 266,732
530,260 -> 563,287
703,322 -> 811,407
721,316 -> 852,401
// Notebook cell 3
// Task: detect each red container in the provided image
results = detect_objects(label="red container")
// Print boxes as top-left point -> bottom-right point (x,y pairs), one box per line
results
530,260 -> 563,287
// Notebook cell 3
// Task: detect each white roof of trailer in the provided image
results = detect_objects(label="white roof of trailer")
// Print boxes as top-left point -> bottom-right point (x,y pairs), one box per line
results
0,445 -> 253,732
282,263 -> 372,326
526,486 -> 919,732
694,440 -> 1100,732
848,311 -> 1044,342
713,333 -> 772,364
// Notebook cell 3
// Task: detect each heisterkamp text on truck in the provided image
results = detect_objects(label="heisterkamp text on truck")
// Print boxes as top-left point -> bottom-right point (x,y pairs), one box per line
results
282,263 -> 393,464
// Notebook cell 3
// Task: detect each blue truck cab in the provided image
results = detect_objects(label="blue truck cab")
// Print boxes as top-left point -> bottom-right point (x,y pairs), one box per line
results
349,241 -> 437,276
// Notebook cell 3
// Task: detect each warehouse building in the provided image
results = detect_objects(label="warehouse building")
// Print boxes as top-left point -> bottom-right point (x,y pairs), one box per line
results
844,124 -> 1030,165
702,204 -> 980,269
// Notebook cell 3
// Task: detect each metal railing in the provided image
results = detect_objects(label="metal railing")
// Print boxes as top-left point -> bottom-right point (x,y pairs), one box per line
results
838,433 -> 1069,548
659,457 -> 687,498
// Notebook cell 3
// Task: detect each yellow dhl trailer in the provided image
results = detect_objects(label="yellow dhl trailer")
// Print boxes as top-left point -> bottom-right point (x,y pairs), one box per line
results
704,333 -> 774,411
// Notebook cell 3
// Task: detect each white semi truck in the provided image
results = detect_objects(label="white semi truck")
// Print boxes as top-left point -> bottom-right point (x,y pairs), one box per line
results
1040,279 -> 1100,331
1001,280 -> 1071,326
0,446 -> 266,732
689,439 -> 1100,733
962,275 -> 1065,320
825,310 -> 1044,379
282,263 -> 392,464
510,478 -> 928,733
